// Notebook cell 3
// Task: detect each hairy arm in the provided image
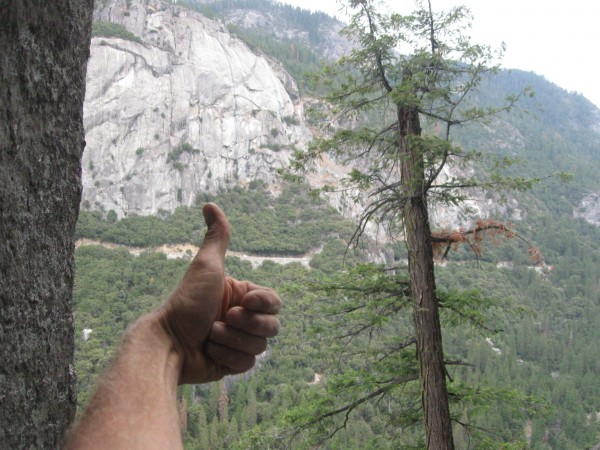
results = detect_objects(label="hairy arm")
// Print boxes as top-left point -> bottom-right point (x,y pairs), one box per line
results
65,203 -> 281,449
64,314 -> 183,449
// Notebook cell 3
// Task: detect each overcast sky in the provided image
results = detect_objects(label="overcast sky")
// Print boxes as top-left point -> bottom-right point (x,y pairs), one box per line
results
281,0 -> 600,109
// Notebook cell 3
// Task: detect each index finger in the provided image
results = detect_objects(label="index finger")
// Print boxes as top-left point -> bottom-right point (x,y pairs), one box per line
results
241,289 -> 282,314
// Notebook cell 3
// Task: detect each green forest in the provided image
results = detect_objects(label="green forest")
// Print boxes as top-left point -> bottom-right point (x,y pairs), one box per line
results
74,183 -> 600,449
74,0 -> 600,448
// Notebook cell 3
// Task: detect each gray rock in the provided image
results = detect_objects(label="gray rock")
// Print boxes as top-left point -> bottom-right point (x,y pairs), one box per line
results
574,192 -> 600,226
83,0 -> 311,217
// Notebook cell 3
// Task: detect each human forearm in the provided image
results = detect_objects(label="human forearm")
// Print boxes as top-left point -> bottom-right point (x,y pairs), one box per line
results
65,313 -> 183,450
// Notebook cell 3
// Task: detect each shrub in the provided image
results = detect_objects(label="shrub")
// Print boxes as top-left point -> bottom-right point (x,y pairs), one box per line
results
167,142 -> 200,164
283,115 -> 299,125
260,143 -> 283,152
92,21 -> 143,44
172,162 -> 185,172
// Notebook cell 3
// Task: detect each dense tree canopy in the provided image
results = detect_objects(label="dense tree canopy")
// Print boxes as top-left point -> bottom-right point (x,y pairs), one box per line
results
73,184 -> 600,449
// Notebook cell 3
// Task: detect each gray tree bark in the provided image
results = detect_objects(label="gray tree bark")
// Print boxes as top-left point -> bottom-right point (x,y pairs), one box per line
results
0,1 -> 94,448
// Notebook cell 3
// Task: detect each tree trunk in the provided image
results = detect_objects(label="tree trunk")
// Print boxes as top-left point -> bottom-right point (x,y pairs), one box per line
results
399,106 -> 454,449
0,1 -> 93,448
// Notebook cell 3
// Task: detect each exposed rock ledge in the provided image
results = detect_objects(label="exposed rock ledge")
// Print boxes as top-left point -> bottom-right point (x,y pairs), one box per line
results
574,192 -> 600,226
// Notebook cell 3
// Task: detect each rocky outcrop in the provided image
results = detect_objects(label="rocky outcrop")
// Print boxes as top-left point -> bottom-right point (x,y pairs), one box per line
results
83,0 -> 311,216
429,161 -> 522,230
574,192 -> 600,226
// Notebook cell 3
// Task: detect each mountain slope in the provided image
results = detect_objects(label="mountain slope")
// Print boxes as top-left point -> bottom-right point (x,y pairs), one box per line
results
78,1 -> 600,448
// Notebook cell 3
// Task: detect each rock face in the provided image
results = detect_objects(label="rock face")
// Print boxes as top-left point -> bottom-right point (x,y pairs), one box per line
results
574,192 -> 600,226
428,161 -> 522,231
83,0 -> 311,216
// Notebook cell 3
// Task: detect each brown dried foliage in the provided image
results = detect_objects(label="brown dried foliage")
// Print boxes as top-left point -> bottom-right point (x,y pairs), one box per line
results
431,219 -> 542,264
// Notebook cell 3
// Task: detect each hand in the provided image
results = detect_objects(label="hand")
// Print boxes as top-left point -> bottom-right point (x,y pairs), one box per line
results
156,203 -> 281,384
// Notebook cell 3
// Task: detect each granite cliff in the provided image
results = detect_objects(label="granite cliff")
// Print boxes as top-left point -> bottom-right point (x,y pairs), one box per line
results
83,0 -> 600,232
82,0 -> 521,233
83,0 -> 311,216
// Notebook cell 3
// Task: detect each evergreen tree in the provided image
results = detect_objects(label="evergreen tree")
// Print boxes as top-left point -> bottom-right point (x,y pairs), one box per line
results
208,419 -> 219,450
196,405 -> 209,449
245,383 -> 258,430
291,0 -> 532,447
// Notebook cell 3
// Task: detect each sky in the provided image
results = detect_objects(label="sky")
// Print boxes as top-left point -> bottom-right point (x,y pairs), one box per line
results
281,0 -> 600,109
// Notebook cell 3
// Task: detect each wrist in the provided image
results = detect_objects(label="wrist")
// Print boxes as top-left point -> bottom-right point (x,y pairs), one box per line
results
125,312 -> 183,387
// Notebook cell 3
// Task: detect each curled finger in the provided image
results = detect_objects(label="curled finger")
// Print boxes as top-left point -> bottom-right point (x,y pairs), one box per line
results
205,342 -> 256,373
225,307 -> 280,338
210,322 -> 268,355
241,289 -> 282,314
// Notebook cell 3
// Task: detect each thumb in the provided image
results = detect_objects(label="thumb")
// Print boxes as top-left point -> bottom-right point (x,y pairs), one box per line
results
194,203 -> 231,267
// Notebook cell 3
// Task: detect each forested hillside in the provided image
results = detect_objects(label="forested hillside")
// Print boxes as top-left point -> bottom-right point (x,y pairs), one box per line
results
75,184 -> 600,448
76,0 -> 600,448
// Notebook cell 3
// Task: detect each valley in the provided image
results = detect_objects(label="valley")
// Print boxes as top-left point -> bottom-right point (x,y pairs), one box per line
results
74,0 -> 600,448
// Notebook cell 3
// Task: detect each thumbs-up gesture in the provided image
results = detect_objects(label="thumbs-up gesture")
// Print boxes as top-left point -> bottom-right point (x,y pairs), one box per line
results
157,203 -> 281,384
65,204 -> 281,448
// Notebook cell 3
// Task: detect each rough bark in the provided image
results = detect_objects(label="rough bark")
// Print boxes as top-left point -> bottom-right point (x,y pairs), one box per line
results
0,1 -> 94,448
399,106 -> 454,449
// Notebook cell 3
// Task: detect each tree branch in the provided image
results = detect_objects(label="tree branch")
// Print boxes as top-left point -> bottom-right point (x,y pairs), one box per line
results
294,374 -> 419,432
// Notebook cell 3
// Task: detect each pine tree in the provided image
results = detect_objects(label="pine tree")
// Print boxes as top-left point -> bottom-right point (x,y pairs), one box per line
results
291,0 -> 532,447
217,380 -> 229,423
208,419 -> 219,450
196,405 -> 209,449
244,381 -> 258,430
